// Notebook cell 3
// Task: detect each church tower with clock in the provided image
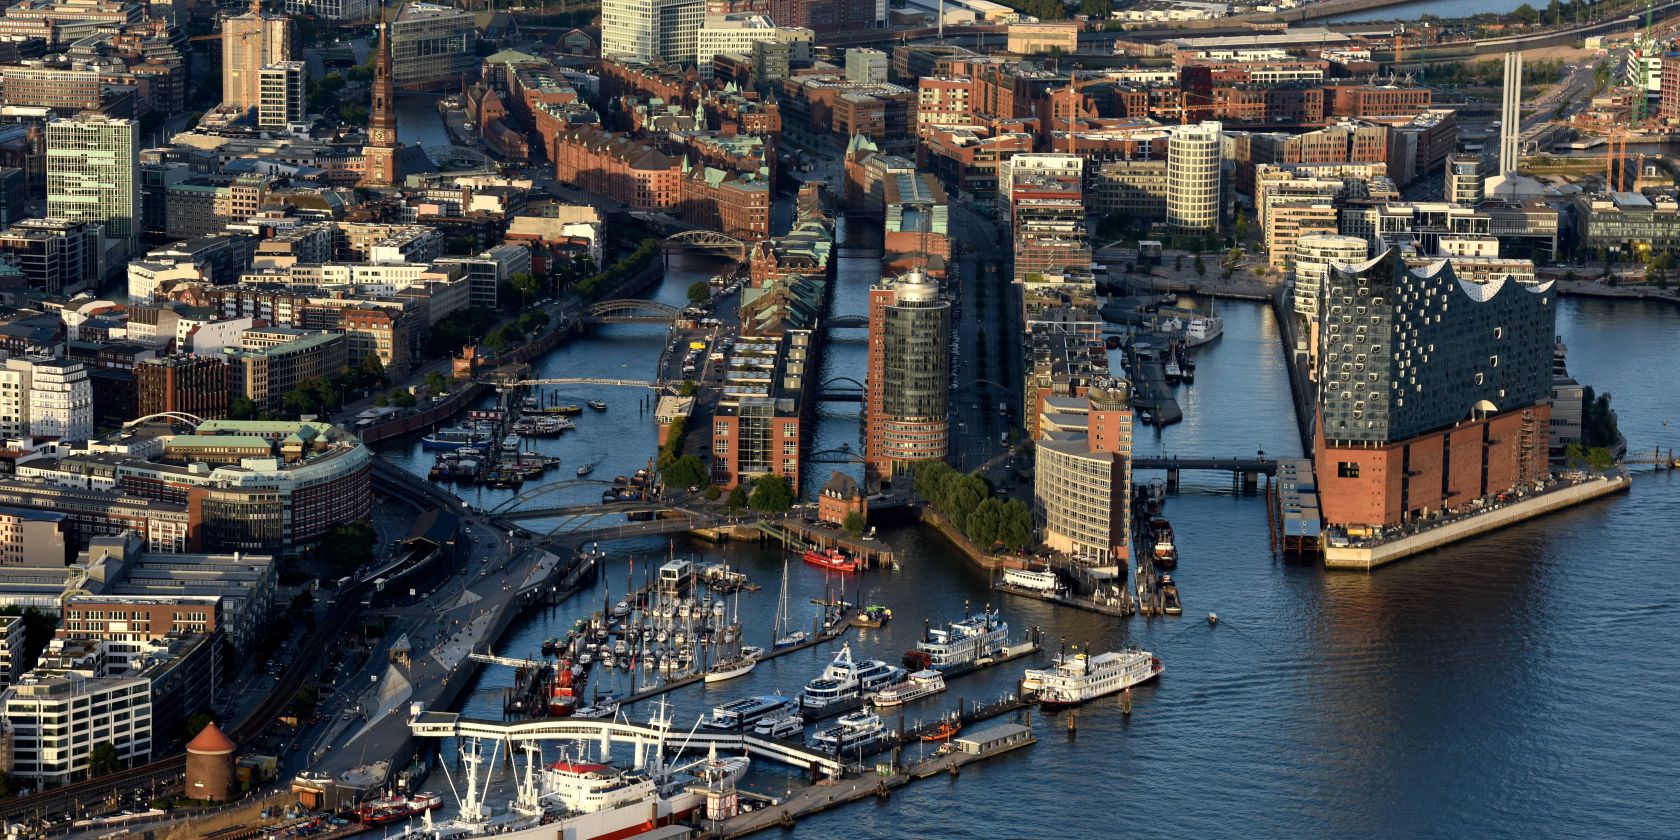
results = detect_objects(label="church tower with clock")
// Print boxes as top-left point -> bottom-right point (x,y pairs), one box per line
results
361,2 -> 399,187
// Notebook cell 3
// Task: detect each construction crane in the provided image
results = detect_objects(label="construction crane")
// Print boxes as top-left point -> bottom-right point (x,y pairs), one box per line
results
1052,64 -> 1131,157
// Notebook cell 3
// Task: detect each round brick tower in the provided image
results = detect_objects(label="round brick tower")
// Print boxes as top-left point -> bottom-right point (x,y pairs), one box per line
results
184,721 -> 237,802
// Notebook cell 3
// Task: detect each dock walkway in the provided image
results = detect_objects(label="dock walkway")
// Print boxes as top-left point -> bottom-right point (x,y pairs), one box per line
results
706,724 -> 1036,839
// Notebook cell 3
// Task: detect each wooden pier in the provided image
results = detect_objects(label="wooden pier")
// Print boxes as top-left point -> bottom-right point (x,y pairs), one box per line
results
702,696 -> 1036,839
756,519 -> 898,568
993,581 -> 1134,617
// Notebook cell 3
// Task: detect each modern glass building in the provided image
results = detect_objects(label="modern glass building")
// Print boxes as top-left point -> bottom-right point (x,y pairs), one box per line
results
46,113 -> 139,263
866,269 -> 950,486
390,3 -> 477,92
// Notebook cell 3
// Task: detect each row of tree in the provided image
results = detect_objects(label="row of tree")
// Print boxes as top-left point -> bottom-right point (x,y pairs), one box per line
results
913,461 -> 1034,552
573,238 -> 660,299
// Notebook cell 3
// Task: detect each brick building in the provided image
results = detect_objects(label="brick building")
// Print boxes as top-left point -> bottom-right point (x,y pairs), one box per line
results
1314,250 -> 1555,532
135,355 -> 230,420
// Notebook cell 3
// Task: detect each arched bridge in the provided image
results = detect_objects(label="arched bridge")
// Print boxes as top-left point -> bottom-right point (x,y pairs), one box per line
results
816,375 -> 865,403
829,315 -> 867,329
423,144 -> 494,170
665,230 -> 748,260
583,299 -> 682,324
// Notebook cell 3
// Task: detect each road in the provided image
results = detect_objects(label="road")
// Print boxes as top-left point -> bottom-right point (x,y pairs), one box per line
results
946,199 -> 1022,487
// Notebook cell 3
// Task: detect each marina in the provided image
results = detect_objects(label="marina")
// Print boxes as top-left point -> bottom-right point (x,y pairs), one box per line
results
363,234 -> 1675,838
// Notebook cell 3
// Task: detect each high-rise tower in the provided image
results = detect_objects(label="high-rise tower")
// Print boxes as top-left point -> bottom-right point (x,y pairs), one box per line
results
361,2 -> 400,187
865,268 -> 950,487
222,0 -> 292,117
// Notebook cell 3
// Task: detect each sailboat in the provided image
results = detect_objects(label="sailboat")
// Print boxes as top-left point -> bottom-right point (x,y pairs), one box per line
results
772,555 -> 807,650
705,588 -> 758,683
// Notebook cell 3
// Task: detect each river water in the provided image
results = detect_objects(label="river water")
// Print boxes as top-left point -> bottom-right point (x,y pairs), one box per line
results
1320,0 -> 1528,22
378,223 -> 1680,835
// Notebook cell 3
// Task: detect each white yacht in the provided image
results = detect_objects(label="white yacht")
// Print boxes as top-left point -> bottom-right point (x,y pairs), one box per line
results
802,644 -> 904,709
808,711 -> 888,754
868,669 -> 946,708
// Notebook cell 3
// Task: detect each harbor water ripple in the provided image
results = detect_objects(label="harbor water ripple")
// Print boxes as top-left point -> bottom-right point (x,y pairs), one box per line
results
389,240 -> 1679,836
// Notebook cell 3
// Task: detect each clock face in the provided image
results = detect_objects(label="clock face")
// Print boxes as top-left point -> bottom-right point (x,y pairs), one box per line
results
371,129 -> 385,142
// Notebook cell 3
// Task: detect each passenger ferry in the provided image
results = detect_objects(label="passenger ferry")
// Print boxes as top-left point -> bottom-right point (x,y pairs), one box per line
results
588,399 -> 608,411
1024,648 -> 1163,710
801,644 -> 905,709
868,669 -> 945,708
808,711 -> 888,754
753,712 -> 803,739
420,427 -> 481,450
702,693 -> 792,730
910,607 -> 1009,670
1003,567 -> 1062,592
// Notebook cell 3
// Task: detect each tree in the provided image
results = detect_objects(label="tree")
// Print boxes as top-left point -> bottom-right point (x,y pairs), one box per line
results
509,272 -> 540,306
726,485 -> 748,511
662,454 -> 708,490
388,387 -> 417,408
424,370 -> 452,396
999,499 -> 1034,551
319,520 -> 377,573
704,484 -> 722,500
229,395 -> 258,420
842,511 -> 866,538
183,710 -> 216,745
283,388 -> 316,418
677,380 -> 699,397
965,497 -> 1005,548
687,281 -> 712,305
88,742 -> 122,778
749,474 -> 795,513
1194,254 -> 1207,277
358,352 -> 386,387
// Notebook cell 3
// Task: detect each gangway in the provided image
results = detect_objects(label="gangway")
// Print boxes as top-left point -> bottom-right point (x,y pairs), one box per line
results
408,710 -> 843,774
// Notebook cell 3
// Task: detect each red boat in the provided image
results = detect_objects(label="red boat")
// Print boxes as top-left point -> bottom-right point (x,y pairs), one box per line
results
802,547 -> 861,573
550,663 -> 577,717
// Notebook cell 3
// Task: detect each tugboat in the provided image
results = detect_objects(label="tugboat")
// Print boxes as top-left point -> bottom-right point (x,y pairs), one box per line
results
1149,517 -> 1177,570
920,712 -> 962,741
802,547 -> 861,573
577,461 -> 596,478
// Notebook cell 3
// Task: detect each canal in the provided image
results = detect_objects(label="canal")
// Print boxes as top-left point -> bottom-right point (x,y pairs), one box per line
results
386,219 -> 1679,836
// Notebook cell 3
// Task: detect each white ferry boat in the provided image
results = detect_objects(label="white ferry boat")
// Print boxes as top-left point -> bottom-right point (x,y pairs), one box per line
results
808,710 -> 888,754
911,607 -> 1008,670
702,693 -> 792,730
801,644 -> 904,709
868,669 -> 946,708
752,712 -> 803,739
1003,567 -> 1061,592
1024,648 -> 1163,710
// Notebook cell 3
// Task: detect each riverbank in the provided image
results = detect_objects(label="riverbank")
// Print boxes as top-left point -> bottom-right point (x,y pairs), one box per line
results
1324,472 -> 1631,569
1554,278 -> 1680,306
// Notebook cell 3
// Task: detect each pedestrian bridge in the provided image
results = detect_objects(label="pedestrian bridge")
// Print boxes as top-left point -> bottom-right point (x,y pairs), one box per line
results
1132,456 -> 1277,474
408,710 -> 842,774
584,299 -> 683,324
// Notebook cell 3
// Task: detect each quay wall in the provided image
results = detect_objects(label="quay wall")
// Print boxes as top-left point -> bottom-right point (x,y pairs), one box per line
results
918,507 -> 1007,570
1323,473 -> 1630,570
